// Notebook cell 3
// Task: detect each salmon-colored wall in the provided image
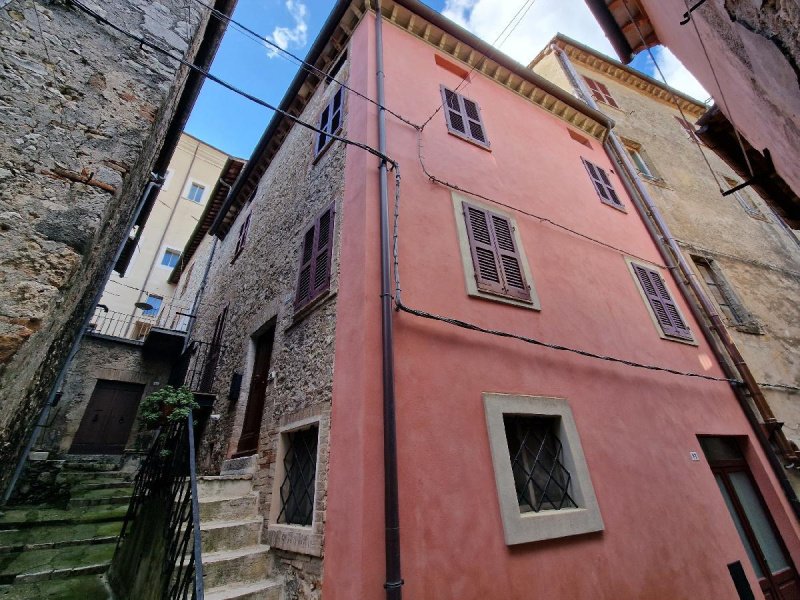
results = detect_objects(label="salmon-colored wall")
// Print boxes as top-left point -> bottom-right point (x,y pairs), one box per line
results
324,14 -> 800,600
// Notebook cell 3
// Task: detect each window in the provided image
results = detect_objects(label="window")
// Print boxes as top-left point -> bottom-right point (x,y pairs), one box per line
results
186,182 -> 205,203
233,213 -> 252,261
623,141 -> 659,180
141,294 -> 162,317
440,86 -> 489,148
504,415 -> 578,513
161,248 -> 181,268
675,116 -> 702,144
582,158 -> 624,209
161,169 -> 173,191
484,393 -> 603,545
584,76 -> 619,108
722,176 -> 765,219
692,256 -> 757,331
277,425 -> 319,526
628,260 -> 693,341
315,87 -> 344,157
295,203 -> 335,311
460,199 -> 534,304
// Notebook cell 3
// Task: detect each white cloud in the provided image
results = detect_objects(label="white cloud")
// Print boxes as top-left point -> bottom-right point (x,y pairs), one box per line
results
440,0 -> 708,101
265,0 -> 308,58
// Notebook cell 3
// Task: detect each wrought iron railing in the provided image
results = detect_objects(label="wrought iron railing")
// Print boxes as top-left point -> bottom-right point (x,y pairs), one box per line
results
181,340 -> 224,394
88,302 -> 194,342
112,414 -> 204,599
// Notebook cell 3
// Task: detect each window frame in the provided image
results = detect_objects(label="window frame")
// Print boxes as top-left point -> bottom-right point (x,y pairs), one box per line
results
294,202 -> 336,315
185,181 -> 206,204
451,192 -> 540,310
691,255 -> 760,333
314,86 -> 345,159
722,176 -> 767,220
483,393 -> 604,545
440,85 -> 491,149
266,408 -> 329,557
141,294 -> 163,317
231,212 -> 252,263
626,258 -> 695,344
160,248 -> 181,269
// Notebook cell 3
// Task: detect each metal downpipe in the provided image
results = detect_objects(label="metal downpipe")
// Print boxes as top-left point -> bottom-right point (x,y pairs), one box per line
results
548,44 -> 800,518
374,1 -> 403,598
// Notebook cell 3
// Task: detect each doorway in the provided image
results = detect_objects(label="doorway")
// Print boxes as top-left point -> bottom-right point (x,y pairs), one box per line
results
701,436 -> 800,600
235,323 -> 276,457
70,380 -> 145,454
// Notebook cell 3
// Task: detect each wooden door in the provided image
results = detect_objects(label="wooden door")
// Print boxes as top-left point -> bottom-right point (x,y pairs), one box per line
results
70,380 -> 144,454
702,437 -> 800,600
235,325 -> 276,456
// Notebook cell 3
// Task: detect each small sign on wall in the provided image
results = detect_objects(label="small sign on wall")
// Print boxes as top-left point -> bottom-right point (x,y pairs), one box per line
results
690,451 -> 700,461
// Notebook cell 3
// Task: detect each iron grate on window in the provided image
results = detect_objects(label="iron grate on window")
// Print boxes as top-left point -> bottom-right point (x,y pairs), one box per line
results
278,426 -> 319,526
504,415 -> 578,513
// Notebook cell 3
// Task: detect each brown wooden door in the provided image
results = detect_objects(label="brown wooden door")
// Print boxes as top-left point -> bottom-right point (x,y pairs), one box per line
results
702,437 -> 800,600
70,380 -> 144,454
235,325 -> 276,456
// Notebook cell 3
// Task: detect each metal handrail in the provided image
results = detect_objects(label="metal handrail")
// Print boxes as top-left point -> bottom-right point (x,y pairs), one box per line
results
112,413 -> 204,599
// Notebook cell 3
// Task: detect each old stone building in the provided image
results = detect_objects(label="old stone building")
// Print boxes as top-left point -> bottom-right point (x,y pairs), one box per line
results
531,35 -> 800,465
0,0 -> 234,493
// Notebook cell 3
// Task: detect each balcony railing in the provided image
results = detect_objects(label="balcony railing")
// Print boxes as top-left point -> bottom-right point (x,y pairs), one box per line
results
88,302 -> 194,343
181,340 -> 223,394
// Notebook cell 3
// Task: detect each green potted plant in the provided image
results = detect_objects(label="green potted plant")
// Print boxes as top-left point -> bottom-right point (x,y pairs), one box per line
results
138,385 -> 199,430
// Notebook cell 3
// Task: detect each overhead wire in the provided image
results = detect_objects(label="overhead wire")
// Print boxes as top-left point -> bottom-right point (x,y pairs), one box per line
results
188,0 -> 421,131
419,0 -> 539,130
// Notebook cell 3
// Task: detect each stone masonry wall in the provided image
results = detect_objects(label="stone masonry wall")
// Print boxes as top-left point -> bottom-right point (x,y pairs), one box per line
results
0,0 -> 212,490
186,59 -> 350,600
37,334 -> 173,455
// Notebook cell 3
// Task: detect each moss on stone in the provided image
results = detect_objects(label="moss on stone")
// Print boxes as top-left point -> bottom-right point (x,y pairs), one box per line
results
0,574 -> 109,599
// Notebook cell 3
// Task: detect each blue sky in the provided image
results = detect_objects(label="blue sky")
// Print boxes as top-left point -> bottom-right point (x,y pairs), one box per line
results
185,0 -> 707,159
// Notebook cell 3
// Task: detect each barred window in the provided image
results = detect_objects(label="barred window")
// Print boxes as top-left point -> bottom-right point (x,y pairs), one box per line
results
504,415 -> 578,513
277,426 -> 319,526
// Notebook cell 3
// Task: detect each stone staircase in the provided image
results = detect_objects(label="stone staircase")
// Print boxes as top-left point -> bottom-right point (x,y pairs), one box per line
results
198,457 -> 283,600
0,456 -> 136,599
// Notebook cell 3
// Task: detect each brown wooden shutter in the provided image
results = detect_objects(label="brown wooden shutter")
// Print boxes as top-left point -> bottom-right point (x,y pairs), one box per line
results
462,201 -> 530,301
596,81 -> 619,108
584,76 -> 619,108
461,97 -> 488,145
234,213 -> 251,258
633,264 -> 692,340
463,202 -> 504,295
582,158 -> 623,208
295,203 -> 335,310
442,86 -> 467,135
489,213 -> 529,300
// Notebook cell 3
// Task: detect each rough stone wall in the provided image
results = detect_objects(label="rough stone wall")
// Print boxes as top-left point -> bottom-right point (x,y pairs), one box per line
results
534,50 -> 800,442
0,0 -> 212,490
35,334 -> 173,455
186,60 -> 350,599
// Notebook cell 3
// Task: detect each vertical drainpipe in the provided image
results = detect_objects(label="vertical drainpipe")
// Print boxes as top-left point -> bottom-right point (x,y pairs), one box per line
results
2,175 -> 163,505
550,44 -> 800,519
375,1 -> 403,598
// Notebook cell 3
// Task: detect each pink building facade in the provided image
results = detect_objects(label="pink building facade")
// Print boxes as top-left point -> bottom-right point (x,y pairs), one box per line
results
184,1 -> 800,598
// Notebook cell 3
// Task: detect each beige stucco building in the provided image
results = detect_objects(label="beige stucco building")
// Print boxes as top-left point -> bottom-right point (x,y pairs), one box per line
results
97,133 -> 236,335
532,34 -> 800,457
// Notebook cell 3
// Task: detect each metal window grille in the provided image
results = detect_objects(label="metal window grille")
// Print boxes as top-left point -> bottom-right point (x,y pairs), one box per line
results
278,426 -> 319,526
504,415 -> 578,513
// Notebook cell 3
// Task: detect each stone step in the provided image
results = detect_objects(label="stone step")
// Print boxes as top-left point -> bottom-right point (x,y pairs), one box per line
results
0,505 -> 128,529
205,578 -> 284,600
0,522 -> 122,554
198,475 -> 253,500
68,480 -> 133,492
200,519 -> 263,553
0,542 -> 116,585
0,573 -> 110,599
199,493 -> 259,522
202,546 -> 271,589
67,486 -> 135,509
219,455 -> 258,477
61,460 -> 123,473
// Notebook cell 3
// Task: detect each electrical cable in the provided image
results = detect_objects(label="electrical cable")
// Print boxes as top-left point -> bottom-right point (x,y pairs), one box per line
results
188,0 -> 421,131
68,0 -> 400,171
419,0 -> 539,130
